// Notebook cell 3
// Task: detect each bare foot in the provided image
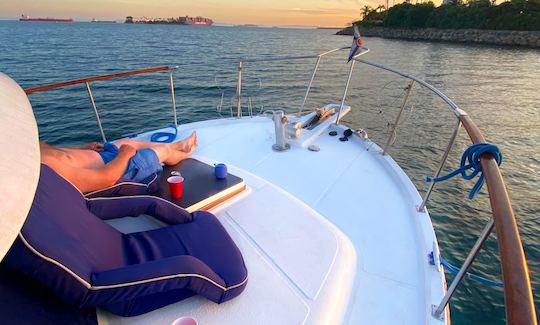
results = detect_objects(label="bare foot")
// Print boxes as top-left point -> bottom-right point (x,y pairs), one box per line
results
186,131 -> 197,149
174,131 -> 197,153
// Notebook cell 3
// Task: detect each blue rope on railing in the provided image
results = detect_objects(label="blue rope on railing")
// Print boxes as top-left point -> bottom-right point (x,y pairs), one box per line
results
426,143 -> 502,199
440,256 -> 504,288
428,252 -> 503,287
150,124 -> 178,143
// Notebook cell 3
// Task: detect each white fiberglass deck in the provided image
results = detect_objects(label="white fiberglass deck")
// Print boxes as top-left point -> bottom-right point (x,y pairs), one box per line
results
100,114 -> 446,325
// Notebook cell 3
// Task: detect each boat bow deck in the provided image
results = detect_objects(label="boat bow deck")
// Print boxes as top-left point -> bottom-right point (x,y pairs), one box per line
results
100,116 -> 445,324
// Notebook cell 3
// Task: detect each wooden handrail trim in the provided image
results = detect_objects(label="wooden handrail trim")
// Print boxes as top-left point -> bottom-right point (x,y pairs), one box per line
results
460,115 -> 537,325
24,66 -> 170,94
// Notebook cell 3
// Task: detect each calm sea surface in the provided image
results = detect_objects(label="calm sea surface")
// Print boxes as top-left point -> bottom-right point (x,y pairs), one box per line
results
0,20 -> 538,324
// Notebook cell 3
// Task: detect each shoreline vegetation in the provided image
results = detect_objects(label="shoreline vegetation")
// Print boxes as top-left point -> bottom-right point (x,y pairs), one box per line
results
337,0 -> 540,47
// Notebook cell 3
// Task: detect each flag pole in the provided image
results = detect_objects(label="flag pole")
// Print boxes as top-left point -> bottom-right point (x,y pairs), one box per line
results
335,57 -> 356,125
336,24 -> 362,125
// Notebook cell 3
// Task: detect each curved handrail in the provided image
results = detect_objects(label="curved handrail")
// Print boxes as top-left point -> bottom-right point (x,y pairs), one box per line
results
23,65 -> 178,143
460,115 -> 536,325
240,46 -> 351,63
353,58 -> 536,324
24,66 -> 171,94
237,46 -> 370,116
355,58 -> 467,117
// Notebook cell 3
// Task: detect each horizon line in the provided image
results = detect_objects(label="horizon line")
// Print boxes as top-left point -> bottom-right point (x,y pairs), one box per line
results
0,18 -> 347,29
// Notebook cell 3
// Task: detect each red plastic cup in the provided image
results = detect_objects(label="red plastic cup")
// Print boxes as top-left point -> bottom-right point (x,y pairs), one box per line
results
167,176 -> 184,198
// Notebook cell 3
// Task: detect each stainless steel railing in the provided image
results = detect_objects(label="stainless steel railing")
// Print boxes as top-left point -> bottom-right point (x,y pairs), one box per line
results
352,58 -> 467,210
24,66 -> 179,142
350,57 -> 535,324
235,46 -> 369,118
352,58 -> 468,319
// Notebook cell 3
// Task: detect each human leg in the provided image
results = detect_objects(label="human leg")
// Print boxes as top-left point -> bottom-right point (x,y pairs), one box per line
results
150,145 -> 194,166
114,132 -> 197,166
115,132 -> 197,152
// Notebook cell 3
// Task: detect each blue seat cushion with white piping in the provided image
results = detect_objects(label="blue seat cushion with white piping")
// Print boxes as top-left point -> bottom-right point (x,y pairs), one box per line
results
4,164 -> 247,317
0,262 -> 97,325
84,172 -> 160,198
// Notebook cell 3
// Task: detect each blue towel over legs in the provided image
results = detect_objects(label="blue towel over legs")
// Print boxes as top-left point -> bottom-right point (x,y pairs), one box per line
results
98,142 -> 163,183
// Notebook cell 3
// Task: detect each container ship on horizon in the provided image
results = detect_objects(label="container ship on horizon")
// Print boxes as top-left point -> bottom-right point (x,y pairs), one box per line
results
125,15 -> 213,26
19,14 -> 73,23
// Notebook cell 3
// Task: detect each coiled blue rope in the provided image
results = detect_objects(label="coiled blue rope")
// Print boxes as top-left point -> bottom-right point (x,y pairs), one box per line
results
150,124 -> 178,143
427,143 -> 502,199
440,256 -> 504,287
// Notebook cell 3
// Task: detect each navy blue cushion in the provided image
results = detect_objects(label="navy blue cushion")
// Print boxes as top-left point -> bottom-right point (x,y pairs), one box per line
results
3,164 -> 247,317
84,172 -> 160,198
0,263 -> 97,325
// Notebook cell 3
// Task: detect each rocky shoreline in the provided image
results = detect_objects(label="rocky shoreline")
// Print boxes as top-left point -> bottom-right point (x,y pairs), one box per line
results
337,26 -> 540,48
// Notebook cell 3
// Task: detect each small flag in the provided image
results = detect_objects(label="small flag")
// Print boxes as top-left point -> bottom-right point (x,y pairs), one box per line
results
347,25 -> 363,62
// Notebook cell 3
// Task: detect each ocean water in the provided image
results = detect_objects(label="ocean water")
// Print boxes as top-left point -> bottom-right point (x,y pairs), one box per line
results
0,20 -> 538,324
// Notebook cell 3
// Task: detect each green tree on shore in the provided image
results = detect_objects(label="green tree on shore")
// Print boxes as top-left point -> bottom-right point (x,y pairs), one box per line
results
355,0 -> 540,31
360,5 -> 373,19
358,5 -> 388,27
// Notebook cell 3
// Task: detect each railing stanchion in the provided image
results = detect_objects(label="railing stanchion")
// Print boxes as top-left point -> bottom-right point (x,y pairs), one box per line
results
432,218 -> 495,320
300,56 -> 321,113
236,61 -> 243,118
418,118 -> 461,212
335,59 -> 356,125
169,70 -> 178,127
85,81 -> 107,143
382,80 -> 415,155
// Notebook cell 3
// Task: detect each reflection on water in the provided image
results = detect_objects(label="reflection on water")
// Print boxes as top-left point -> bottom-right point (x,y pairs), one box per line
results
1,20 -> 538,324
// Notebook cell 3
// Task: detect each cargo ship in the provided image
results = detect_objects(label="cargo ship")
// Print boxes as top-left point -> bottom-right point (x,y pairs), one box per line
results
181,16 -> 213,26
125,15 -> 213,26
19,14 -> 73,23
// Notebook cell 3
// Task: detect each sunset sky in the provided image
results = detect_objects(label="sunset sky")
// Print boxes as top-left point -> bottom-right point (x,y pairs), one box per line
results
0,0 -> 401,27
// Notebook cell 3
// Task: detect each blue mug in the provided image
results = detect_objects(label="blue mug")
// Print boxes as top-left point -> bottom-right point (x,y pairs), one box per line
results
214,163 -> 227,179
